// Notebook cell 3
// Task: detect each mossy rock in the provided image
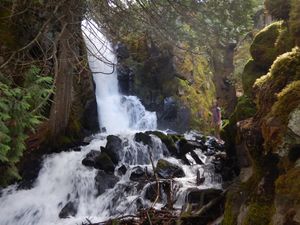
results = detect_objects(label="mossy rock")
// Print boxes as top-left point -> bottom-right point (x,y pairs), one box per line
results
241,59 -> 266,95
254,47 -> 300,118
262,80 -> 300,152
230,95 -> 256,126
276,167 -> 300,201
147,131 -> 178,155
250,22 -> 294,70
95,152 -> 115,173
242,202 -> 274,225
155,159 -> 185,179
265,0 -> 291,20
290,0 -> 300,45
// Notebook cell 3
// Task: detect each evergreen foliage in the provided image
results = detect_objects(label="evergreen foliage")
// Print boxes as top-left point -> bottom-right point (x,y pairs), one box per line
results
0,66 -> 53,185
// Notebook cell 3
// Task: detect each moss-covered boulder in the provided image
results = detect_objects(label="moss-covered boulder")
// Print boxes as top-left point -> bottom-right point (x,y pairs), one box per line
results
147,131 -> 181,156
273,167 -> 300,225
230,96 -> 256,125
265,0 -> 291,20
254,47 -> 300,118
250,22 -> 294,70
155,159 -> 185,179
261,80 -> 300,154
241,59 -> 266,95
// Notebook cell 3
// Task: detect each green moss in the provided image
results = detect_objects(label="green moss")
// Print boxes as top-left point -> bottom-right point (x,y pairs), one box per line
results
222,193 -> 238,225
156,159 -> 170,170
242,203 -> 274,225
230,95 -> 256,125
241,59 -> 266,94
148,131 -> 178,155
265,0 -> 291,20
276,167 -> 300,200
233,37 -> 252,90
250,22 -> 294,70
176,50 -> 215,132
254,47 -> 300,119
262,81 -> 300,150
289,0 -> 300,45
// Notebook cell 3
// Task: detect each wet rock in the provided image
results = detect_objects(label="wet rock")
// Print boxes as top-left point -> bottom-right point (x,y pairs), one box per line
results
134,132 -> 152,146
147,131 -> 178,156
205,137 -> 225,151
115,42 -> 129,60
117,64 -> 134,95
82,150 -> 101,168
160,97 -> 178,121
186,188 -> 222,206
144,182 -> 161,202
95,170 -> 119,196
156,159 -> 185,179
95,152 -> 115,173
178,139 -> 206,155
189,150 -> 205,165
103,135 -> 123,164
136,198 -> 144,210
118,165 -> 127,175
59,201 -> 78,218
130,166 -> 152,181
82,99 -> 99,133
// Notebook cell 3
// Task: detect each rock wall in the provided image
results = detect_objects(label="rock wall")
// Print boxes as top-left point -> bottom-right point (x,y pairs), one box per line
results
115,34 -> 215,132
223,1 -> 300,224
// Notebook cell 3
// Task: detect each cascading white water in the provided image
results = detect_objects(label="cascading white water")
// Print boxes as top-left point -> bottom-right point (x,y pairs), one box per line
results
0,19 -> 222,225
82,20 -> 156,134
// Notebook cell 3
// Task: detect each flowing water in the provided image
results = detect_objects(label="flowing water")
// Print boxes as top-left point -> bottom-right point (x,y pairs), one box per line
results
0,20 -> 222,225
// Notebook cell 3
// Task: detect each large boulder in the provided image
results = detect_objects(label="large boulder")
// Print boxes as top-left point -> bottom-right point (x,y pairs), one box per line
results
103,135 -> 123,164
147,131 -> 179,156
156,159 -> 185,179
94,170 -> 119,196
82,150 -> 115,173
130,166 -> 151,182
134,132 -> 152,146
95,152 -> 115,173
82,150 -> 101,168
251,21 -> 280,69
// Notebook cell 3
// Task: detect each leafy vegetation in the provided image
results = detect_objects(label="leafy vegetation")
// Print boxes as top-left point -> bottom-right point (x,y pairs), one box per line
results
0,66 -> 53,185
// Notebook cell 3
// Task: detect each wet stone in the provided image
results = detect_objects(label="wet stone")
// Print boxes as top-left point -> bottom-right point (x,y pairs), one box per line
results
156,159 -> 185,179
94,170 -> 119,196
59,201 -> 78,218
82,150 -> 101,168
103,135 -> 123,164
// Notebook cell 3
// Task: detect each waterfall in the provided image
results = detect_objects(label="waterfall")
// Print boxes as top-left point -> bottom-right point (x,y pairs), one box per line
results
0,19 -> 223,225
82,20 -> 156,134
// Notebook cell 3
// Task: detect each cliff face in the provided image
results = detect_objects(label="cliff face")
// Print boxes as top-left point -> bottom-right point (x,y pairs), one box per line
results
223,1 -> 300,224
0,0 -> 97,186
115,35 -> 216,133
